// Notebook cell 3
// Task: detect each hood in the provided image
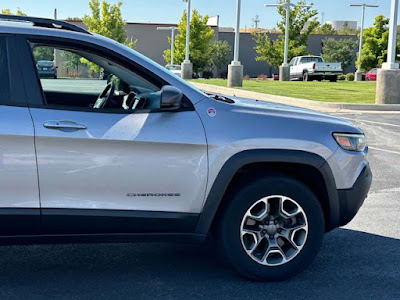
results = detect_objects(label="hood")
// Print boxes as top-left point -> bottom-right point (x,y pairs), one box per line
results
221,95 -> 356,128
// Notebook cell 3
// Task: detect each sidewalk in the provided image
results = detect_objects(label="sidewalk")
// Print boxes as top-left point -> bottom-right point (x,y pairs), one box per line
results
190,82 -> 400,112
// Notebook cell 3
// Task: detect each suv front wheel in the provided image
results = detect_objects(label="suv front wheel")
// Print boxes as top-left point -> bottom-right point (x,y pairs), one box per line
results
218,174 -> 324,281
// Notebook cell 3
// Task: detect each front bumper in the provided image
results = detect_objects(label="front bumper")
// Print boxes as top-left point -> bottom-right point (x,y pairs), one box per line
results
336,163 -> 372,227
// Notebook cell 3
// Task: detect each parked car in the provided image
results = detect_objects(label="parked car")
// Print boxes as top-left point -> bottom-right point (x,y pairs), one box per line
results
166,64 -> 182,78
36,60 -> 57,79
289,56 -> 343,82
365,68 -> 378,81
0,14 -> 372,281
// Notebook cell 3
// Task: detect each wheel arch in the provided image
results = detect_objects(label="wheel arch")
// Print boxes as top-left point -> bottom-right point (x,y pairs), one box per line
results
195,149 -> 340,235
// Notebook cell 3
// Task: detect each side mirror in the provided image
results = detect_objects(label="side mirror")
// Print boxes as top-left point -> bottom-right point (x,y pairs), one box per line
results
160,85 -> 182,111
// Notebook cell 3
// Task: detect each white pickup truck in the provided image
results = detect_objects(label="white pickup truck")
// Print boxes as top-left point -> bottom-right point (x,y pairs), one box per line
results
289,56 -> 342,82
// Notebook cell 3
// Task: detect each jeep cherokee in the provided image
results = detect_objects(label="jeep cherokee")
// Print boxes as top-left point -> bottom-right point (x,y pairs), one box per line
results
0,14 -> 372,281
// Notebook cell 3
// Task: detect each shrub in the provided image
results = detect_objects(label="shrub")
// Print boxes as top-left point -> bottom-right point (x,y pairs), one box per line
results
338,74 -> 346,81
346,73 -> 355,81
243,75 -> 250,80
220,70 -> 227,79
202,70 -> 213,79
257,74 -> 268,80
67,70 -> 82,78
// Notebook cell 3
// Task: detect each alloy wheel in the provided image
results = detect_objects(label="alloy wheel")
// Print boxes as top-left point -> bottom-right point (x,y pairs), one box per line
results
240,195 -> 308,266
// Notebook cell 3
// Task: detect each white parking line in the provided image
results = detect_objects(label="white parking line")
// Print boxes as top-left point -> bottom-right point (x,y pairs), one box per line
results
340,117 -> 400,128
369,146 -> 400,155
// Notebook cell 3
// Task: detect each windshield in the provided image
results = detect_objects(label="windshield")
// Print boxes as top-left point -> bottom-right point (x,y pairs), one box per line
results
166,65 -> 181,71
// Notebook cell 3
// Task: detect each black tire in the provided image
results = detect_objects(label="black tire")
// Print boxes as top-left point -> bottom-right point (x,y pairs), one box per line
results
329,76 -> 337,82
302,72 -> 309,81
217,174 -> 325,281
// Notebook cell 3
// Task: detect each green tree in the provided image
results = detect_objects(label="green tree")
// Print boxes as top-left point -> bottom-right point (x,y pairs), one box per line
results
1,8 -> 26,16
33,47 -> 54,62
313,23 -> 337,35
61,50 -> 83,72
82,0 -> 136,71
397,25 -> 400,43
163,10 -> 214,73
254,0 -> 319,68
321,38 -> 357,69
209,40 -> 231,70
337,22 -> 359,36
355,15 -> 393,71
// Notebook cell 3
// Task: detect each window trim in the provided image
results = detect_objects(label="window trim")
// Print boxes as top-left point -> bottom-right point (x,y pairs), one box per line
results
17,34 -> 194,114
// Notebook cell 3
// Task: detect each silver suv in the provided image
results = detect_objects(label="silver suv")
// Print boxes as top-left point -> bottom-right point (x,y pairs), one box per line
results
0,15 -> 372,281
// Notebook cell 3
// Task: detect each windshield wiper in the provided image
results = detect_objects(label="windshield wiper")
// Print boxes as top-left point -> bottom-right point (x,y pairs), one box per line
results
207,93 -> 235,104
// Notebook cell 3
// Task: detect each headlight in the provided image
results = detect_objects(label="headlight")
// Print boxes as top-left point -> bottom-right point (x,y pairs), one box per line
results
333,133 -> 367,152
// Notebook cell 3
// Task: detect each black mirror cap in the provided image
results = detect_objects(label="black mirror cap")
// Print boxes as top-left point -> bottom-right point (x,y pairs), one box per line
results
160,85 -> 183,111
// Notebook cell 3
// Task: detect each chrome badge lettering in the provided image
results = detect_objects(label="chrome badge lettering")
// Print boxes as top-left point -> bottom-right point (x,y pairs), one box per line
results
127,193 -> 181,197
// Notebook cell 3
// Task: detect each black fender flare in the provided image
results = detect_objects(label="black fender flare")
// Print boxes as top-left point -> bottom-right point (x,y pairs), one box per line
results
195,149 -> 339,234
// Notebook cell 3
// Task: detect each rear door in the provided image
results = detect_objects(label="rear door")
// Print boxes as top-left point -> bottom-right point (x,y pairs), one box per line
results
0,35 -> 40,235
20,36 -> 208,235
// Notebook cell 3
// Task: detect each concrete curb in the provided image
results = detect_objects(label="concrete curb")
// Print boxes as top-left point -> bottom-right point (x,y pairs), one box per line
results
190,82 -> 400,112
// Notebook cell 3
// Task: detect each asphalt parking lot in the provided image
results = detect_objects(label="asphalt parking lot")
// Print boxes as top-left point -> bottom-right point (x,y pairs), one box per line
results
1,95 -> 399,298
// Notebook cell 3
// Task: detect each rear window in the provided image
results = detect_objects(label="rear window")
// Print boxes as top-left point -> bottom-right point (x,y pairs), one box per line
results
37,60 -> 55,66
299,57 -> 323,64
0,37 -> 10,104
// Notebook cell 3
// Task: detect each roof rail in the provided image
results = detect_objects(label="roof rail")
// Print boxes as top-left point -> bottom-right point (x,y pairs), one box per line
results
0,14 -> 90,34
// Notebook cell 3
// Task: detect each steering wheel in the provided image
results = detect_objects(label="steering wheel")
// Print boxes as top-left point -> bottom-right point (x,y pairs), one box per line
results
93,82 -> 115,109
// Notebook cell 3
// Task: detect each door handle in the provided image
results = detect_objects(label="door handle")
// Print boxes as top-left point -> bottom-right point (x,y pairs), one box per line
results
43,120 -> 87,130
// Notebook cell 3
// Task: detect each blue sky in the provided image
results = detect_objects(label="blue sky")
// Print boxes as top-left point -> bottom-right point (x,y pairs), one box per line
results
2,0 -> 394,29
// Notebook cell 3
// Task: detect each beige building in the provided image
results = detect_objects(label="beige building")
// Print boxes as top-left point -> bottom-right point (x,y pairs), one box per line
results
62,20 -> 358,77
325,20 -> 357,30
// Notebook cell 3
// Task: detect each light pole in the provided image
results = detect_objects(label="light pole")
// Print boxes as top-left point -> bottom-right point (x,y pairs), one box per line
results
376,0 -> 400,104
350,4 -> 379,81
181,0 -> 193,79
382,0 -> 399,70
157,26 -> 178,65
265,0 -> 312,81
227,0 -> 244,87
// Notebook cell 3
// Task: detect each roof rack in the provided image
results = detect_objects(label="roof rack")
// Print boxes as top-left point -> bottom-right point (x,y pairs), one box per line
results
0,14 -> 90,34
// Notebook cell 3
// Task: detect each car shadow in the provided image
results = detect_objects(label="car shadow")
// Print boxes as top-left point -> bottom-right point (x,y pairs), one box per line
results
0,229 -> 399,299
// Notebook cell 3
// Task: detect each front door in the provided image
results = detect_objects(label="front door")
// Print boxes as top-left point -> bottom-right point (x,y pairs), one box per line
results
22,40 -> 208,234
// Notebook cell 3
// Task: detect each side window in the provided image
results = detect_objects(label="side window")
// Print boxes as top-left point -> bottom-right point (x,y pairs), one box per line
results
0,37 -> 11,104
289,58 -> 296,67
30,44 -> 161,111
